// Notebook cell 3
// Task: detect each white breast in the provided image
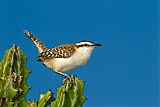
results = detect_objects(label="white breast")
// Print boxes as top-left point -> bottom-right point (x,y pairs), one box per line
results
44,47 -> 95,72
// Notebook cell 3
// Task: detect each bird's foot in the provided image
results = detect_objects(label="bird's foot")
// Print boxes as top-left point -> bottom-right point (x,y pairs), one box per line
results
63,75 -> 75,87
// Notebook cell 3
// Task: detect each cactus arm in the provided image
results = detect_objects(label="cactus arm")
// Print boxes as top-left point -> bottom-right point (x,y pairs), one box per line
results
38,90 -> 55,107
0,44 -> 30,107
51,75 -> 86,107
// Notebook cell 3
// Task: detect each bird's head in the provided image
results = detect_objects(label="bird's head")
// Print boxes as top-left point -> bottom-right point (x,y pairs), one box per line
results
75,40 -> 102,55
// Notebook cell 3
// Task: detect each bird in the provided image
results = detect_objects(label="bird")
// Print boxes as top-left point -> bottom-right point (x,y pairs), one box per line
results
23,30 -> 102,83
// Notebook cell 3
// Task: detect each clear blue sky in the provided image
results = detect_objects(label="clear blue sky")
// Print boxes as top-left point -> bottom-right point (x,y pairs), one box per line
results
0,0 -> 158,107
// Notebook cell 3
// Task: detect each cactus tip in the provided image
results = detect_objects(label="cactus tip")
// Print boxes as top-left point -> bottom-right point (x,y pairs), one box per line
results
13,43 -> 17,48
12,43 -> 18,53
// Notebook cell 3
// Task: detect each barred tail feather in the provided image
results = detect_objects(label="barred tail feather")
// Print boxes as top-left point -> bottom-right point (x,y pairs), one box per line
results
23,30 -> 47,53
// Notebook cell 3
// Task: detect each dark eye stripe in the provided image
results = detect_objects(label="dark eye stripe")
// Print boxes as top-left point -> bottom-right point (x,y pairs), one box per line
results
76,44 -> 90,48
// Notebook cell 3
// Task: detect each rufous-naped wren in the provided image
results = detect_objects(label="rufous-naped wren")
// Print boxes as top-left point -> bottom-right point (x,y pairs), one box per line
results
24,30 -> 102,82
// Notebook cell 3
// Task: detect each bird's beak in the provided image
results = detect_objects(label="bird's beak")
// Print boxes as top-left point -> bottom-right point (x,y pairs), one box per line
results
94,43 -> 102,46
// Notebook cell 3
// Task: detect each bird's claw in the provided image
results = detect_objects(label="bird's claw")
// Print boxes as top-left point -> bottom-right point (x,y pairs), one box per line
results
63,75 -> 75,87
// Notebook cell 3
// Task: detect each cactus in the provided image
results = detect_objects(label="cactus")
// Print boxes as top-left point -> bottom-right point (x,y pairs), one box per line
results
27,90 -> 55,107
0,44 -> 30,107
51,75 -> 86,107
0,44 -> 86,107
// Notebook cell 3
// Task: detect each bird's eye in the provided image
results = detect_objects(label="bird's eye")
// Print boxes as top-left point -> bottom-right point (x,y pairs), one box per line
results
84,44 -> 88,46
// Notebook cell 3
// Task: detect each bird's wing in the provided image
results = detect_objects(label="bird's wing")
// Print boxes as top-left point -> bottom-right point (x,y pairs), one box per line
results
37,44 -> 76,59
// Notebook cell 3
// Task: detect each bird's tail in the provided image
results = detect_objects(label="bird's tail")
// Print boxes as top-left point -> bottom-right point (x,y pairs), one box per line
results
23,30 -> 47,53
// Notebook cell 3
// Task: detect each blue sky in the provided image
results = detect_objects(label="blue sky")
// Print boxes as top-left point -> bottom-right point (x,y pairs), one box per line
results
0,0 -> 158,107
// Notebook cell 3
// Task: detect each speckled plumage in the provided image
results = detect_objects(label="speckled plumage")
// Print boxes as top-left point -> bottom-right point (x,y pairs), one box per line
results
38,44 -> 76,59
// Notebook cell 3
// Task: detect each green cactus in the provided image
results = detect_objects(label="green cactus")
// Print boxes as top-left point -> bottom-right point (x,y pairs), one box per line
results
0,44 -> 86,107
27,90 -> 55,107
0,44 -> 30,107
51,75 -> 86,107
